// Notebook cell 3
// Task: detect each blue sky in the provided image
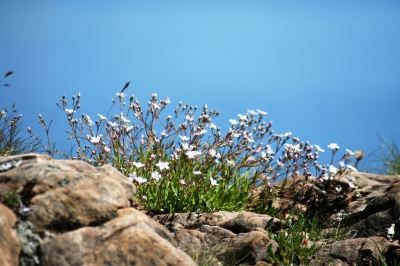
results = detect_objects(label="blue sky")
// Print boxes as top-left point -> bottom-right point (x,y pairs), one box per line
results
1,1 -> 399,172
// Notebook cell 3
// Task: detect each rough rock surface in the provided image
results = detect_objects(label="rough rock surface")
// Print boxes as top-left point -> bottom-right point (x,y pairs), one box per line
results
1,153 -> 400,265
41,208 -> 196,266
0,203 -> 20,266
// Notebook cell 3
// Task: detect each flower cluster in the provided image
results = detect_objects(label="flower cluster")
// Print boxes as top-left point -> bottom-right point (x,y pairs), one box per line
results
29,91 -> 356,214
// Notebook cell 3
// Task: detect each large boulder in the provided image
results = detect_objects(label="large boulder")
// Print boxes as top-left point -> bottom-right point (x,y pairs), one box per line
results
0,153 -> 136,232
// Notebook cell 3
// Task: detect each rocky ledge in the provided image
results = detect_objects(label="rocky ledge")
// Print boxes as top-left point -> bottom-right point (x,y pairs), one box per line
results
1,154 -> 400,265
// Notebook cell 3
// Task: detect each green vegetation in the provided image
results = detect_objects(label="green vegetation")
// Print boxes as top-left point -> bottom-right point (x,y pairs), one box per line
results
364,133 -> 400,175
0,72 -> 41,156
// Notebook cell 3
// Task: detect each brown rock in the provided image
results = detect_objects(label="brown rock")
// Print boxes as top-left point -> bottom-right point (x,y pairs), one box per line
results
218,212 -> 281,233
0,203 -> 20,266
0,153 -> 136,232
175,223 -> 277,265
40,207 -> 196,266
152,211 -> 240,232
311,236 -> 390,265
223,229 -> 278,265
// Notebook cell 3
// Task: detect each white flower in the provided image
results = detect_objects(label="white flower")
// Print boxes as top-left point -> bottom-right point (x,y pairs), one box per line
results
164,97 -> 170,104
116,92 -> 126,99
125,126 -> 134,133
347,165 -> 358,172
210,177 -> 218,186
120,115 -> 130,123
182,142 -> 195,150
194,129 -> 207,136
185,115 -> 194,121
98,114 -> 107,120
257,109 -> 267,115
161,130 -> 168,137
179,179 -> 186,185
329,165 -> 338,175
135,176 -> 147,183
229,119 -> 238,125
284,144 -> 300,152
83,114 -> 94,125
328,143 -> 340,150
245,137 -> 255,143
247,109 -> 257,116
179,135 -> 190,142
151,103 -> 160,110
65,109 -> 75,115
151,171 -> 161,181
193,171 -> 202,175
339,161 -> 345,168
315,145 -> 325,152
186,150 -> 202,159
266,145 -> 275,155
128,173 -> 147,184
132,162 -> 145,168
232,133 -> 240,138
284,132 -> 292,138
108,121 -> 119,127
335,186 -> 342,192
346,149 -> 355,155
128,172 -> 137,182
209,149 -> 216,157
237,114 -> 247,120
90,135 -> 102,144
227,160 -> 235,166
104,146 -> 110,153
156,161 -> 170,170
210,123 -> 217,129
171,152 -> 179,160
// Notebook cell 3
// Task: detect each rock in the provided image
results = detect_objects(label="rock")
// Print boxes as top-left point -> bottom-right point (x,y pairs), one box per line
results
175,224 -> 278,265
348,181 -> 400,239
0,153 -> 136,232
0,203 -> 20,266
40,207 -> 196,266
310,237 -> 389,265
218,212 -> 281,233
222,229 -> 278,265
153,211 -> 280,233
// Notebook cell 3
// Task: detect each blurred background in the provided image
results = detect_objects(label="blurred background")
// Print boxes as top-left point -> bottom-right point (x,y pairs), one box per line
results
1,1 -> 399,172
